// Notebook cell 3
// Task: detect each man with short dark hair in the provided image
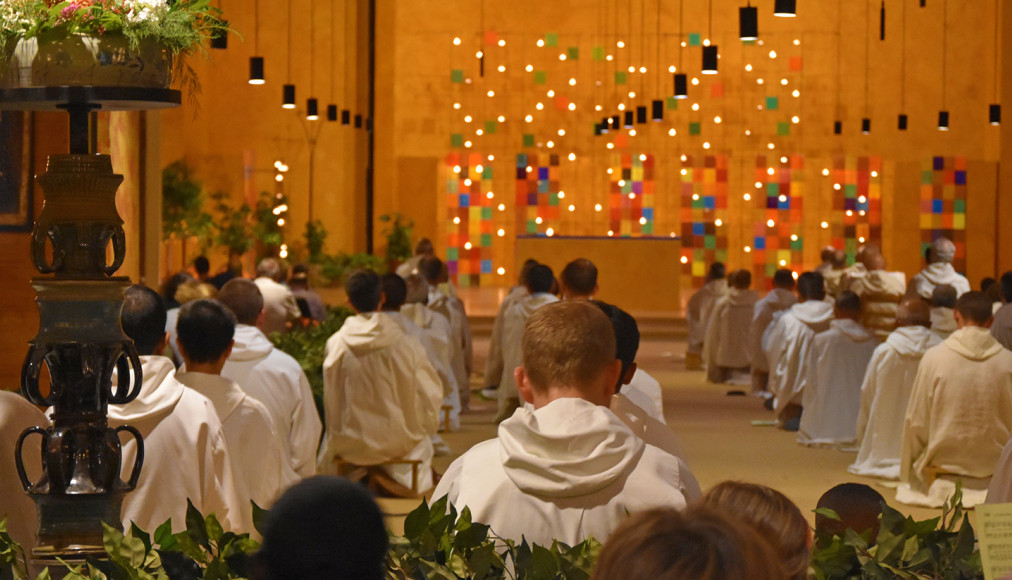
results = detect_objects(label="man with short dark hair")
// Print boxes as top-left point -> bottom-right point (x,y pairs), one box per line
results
929,284 -> 958,340
193,256 -> 211,282
991,271 -> 1012,350
218,278 -> 322,478
497,263 -> 559,421
764,272 -> 834,430
898,291 -> 1012,507
798,291 -> 878,447
560,258 -> 598,301
318,270 -> 443,491
254,257 -> 300,335
175,299 -> 296,508
749,269 -> 797,396
111,285 -> 247,532
433,301 -> 696,547
685,262 -> 727,370
418,256 -> 472,410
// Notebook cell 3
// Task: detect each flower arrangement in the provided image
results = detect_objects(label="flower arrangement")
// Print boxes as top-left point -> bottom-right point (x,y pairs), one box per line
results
0,0 -> 229,94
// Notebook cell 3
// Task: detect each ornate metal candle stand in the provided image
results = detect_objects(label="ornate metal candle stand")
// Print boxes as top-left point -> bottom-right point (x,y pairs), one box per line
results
1,86 -> 180,573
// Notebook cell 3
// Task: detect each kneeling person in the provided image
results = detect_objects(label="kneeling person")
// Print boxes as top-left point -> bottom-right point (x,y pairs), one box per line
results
433,301 -> 695,547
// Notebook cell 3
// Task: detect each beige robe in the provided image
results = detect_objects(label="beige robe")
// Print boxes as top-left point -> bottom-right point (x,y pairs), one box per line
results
930,307 -> 957,340
764,300 -> 834,420
0,391 -> 47,551
798,319 -> 879,446
389,307 -> 461,431
850,326 -> 941,479
176,371 -> 297,509
992,303 -> 1012,351
109,356 -> 249,533
849,270 -> 906,339
483,286 -> 527,389
897,327 -> 1012,507
498,292 -> 560,408
703,288 -> 759,383
749,288 -> 797,375
686,279 -> 727,355
909,263 -> 972,299
254,277 -> 300,335
318,312 -> 443,491
428,288 -> 472,405
620,369 -> 666,424
222,324 -> 322,478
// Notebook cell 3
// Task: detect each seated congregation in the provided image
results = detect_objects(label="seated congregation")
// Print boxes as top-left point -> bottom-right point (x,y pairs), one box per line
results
689,236 -> 1012,508
5,235 -> 1012,578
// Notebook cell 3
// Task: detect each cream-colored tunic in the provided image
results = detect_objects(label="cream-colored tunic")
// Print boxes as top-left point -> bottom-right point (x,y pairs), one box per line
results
703,288 -> 759,382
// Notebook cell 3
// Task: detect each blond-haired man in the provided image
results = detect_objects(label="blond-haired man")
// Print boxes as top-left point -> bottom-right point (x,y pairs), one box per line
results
433,301 -> 698,547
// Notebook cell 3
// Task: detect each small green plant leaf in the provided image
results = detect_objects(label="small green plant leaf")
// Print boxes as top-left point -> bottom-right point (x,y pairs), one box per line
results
183,500 -> 210,551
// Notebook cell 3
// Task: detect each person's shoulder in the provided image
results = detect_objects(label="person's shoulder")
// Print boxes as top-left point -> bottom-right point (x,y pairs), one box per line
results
174,388 -> 226,432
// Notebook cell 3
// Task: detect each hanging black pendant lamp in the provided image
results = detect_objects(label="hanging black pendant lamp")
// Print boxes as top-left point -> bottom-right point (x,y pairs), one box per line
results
283,84 -> 296,109
938,111 -> 949,131
739,4 -> 758,40
306,98 -> 319,120
674,73 -> 688,98
702,46 -> 718,74
327,105 -> 338,122
898,114 -> 908,130
624,111 -> 634,128
610,115 -> 621,130
636,106 -> 648,124
861,118 -> 871,134
249,57 -> 265,85
652,100 -> 664,121
833,121 -> 842,135
342,109 -> 351,125
212,21 -> 229,49
774,0 -> 796,17
990,104 -> 1001,125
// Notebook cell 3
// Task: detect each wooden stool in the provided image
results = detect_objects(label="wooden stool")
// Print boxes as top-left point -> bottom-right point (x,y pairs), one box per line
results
440,404 -> 454,432
334,457 -> 424,498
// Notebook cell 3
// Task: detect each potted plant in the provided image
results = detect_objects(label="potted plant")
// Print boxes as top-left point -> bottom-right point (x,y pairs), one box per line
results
0,0 -> 228,92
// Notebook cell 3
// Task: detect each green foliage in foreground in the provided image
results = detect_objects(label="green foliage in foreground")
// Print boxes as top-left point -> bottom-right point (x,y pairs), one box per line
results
811,486 -> 982,580
269,306 -> 355,423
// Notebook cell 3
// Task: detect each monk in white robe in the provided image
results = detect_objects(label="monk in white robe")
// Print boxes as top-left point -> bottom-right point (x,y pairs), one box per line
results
621,369 -> 666,424
175,299 -> 297,510
685,263 -> 727,369
991,273 -> 1012,350
253,258 -> 300,335
419,256 -> 472,410
764,272 -> 834,429
850,298 -> 940,479
897,292 -> 1012,508
217,279 -> 321,478
908,237 -> 971,299
113,285 -> 248,533
497,264 -> 559,421
749,269 -> 797,395
481,260 -> 537,399
849,252 -> 906,339
798,292 -> 879,447
433,302 -> 698,547
703,269 -> 758,384
822,249 -> 850,299
381,273 -> 461,432
318,270 -> 443,492
1,390 -> 47,551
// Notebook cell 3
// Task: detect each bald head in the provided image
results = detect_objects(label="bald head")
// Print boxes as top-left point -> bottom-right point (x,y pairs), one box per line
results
217,278 -> 264,326
930,237 -> 956,264
257,258 -> 284,282
896,297 -> 931,328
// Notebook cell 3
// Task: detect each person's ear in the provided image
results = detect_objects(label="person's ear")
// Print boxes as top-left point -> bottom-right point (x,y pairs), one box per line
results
256,309 -> 267,329
600,359 -> 622,404
516,366 -> 535,405
153,332 -> 170,356
953,309 -> 965,329
621,361 -> 638,386
224,339 -> 235,360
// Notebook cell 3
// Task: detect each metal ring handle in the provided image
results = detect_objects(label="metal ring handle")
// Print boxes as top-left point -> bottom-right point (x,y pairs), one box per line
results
103,225 -> 126,276
107,344 -> 143,404
14,426 -> 48,492
114,424 -> 144,491
21,345 -> 55,406
30,226 -> 60,274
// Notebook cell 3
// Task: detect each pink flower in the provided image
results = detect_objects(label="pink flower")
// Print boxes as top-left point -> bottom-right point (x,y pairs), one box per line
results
59,3 -> 78,19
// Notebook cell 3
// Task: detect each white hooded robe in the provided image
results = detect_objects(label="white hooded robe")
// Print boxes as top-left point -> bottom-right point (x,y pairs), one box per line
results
897,327 -> 1012,507
221,324 -> 322,478
764,300 -> 834,420
498,293 -> 560,406
317,312 -> 443,491
930,307 -> 958,340
909,263 -> 971,300
428,288 -> 472,404
432,398 -> 697,547
991,303 -> 1012,351
109,356 -> 248,532
1,390 -> 48,551
798,319 -> 879,446
483,286 -> 528,389
686,279 -> 727,356
849,326 -> 941,479
253,277 -> 301,335
620,368 -> 666,424
388,307 -> 461,431
175,371 -> 297,509
749,288 -> 797,375
703,288 -> 759,382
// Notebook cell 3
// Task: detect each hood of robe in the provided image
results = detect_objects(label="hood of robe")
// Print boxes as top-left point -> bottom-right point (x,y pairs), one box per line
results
174,371 -> 248,423
942,326 -> 1006,361
763,288 -> 798,309
513,293 -> 559,319
930,308 -> 957,334
855,270 -> 906,296
919,263 -> 962,288
227,324 -> 274,363
886,325 -> 941,357
830,318 -> 876,342
498,397 -> 644,498
726,288 -> 758,306
400,303 -> 436,330
337,312 -> 401,355
790,300 -> 834,328
108,356 -> 182,423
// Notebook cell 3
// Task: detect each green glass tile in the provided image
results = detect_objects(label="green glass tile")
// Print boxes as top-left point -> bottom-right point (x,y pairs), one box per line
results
742,39 -> 756,45
447,247 -> 459,260
704,236 -> 716,249
921,171 -> 934,185
526,220 -> 537,234
791,239 -> 803,251
777,122 -> 790,136
534,71 -> 547,84
692,198 -> 704,209
642,223 -> 654,235
481,207 -> 492,220
549,193 -> 559,206
481,233 -> 492,247
766,263 -> 777,277
523,134 -> 535,147
451,134 -> 463,147
451,69 -> 464,83
688,33 -> 702,46
446,180 -> 458,194
567,46 -> 579,60
615,71 -> 627,85
545,33 -> 558,47
716,249 -> 728,262
694,248 -> 705,260
689,122 -> 701,135
766,96 -> 779,110
767,183 -> 779,196
484,120 -> 496,134
666,96 -> 679,109
458,275 -> 471,288
845,184 -> 858,198
592,46 -> 605,61
954,199 -> 966,213
482,167 -> 493,180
